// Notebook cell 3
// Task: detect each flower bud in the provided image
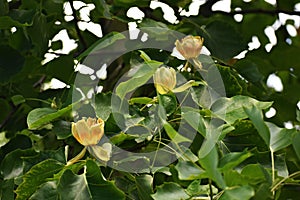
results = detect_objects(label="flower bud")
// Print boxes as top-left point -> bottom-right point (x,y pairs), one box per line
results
175,35 -> 204,59
153,67 -> 176,94
72,117 -> 104,146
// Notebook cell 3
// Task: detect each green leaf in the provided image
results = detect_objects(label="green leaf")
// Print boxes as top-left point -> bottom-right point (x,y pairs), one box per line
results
15,159 -> 64,200
186,180 -> 218,196
77,32 -> 126,61
11,95 -> 26,106
151,182 -> 189,200
129,97 -> 154,104
0,179 -> 14,200
219,150 -> 253,172
244,106 -> 270,147
95,92 -> 112,121
0,0 -> 8,16
57,160 -> 125,199
114,0 -> 150,7
116,61 -> 162,99
198,146 -> 226,189
50,40 -> 63,51
163,122 -> 191,144
85,160 -> 125,199
0,45 -> 25,82
198,124 -> 233,159
266,122 -> 295,152
211,95 -> 272,124
182,110 -> 206,137
27,13 -> 49,56
135,174 -> 154,200
0,16 -> 31,29
175,161 -> 206,180
0,99 -> 10,123
27,104 -> 73,130
202,20 -> 247,60
241,164 -> 271,185
159,94 -> 177,116
234,58 -> 265,84
29,181 -> 58,200
0,149 -> 36,180
46,55 -> 74,84
219,185 -> 255,200
52,121 -> 71,140
93,0 -> 112,19
112,156 -> 151,173
0,131 -> 10,148
292,132 -> 300,160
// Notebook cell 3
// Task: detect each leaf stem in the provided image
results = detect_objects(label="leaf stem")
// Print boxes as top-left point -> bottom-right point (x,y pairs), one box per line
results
270,149 -> 275,196
66,147 -> 87,166
209,179 -> 213,200
271,171 -> 300,192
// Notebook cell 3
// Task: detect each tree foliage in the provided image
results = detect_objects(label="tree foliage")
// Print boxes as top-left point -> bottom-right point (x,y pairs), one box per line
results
1,0 -> 300,199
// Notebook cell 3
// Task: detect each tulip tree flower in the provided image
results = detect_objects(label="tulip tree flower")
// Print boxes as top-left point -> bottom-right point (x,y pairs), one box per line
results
67,117 -> 111,165
72,117 -> 104,146
153,66 -> 195,94
175,35 -> 204,70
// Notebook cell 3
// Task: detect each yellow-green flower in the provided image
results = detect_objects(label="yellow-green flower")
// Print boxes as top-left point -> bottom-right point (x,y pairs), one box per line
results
153,66 -> 195,94
175,35 -> 204,59
72,117 -> 104,146
153,67 -> 176,94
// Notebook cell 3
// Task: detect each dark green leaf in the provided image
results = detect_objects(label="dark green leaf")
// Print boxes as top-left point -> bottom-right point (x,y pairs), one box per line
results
211,95 -> 272,124
27,104 -> 73,130
50,40 -> 63,51
29,181 -> 58,200
198,146 -> 226,188
152,182 -> 189,200
219,185 -> 255,200
46,55 -> 74,84
175,160 -> 206,180
0,149 -> 36,180
0,179 -> 14,200
135,174 -> 154,200
57,160 -> 125,200
0,16 -> 31,29
202,20 -> 247,60
182,111 -> 206,137
266,122 -> 295,152
116,61 -> 162,98
95,92 -> 112,121
0,45 -> 25,82
77,32 -> 126,61
244,105 -> 270,147
292,132 -> 300,160
15,159 -> 64,200
11,95 -> 26,106
159,94 -> 177,116
186,180 -> 218,196
219,150 -> 252,172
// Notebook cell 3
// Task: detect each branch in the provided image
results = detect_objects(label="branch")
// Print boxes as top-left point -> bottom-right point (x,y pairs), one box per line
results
213,9 -> 300,16
68,0 -> 87,49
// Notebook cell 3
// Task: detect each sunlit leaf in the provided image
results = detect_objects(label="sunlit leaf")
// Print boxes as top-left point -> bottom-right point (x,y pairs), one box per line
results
152,182 -> 189,200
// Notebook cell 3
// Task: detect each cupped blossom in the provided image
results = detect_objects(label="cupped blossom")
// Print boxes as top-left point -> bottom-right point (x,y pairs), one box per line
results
175,35 -> 204,59
153,66 -> 177,94
153,66 -> 195,94
72,117 -> 104,146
